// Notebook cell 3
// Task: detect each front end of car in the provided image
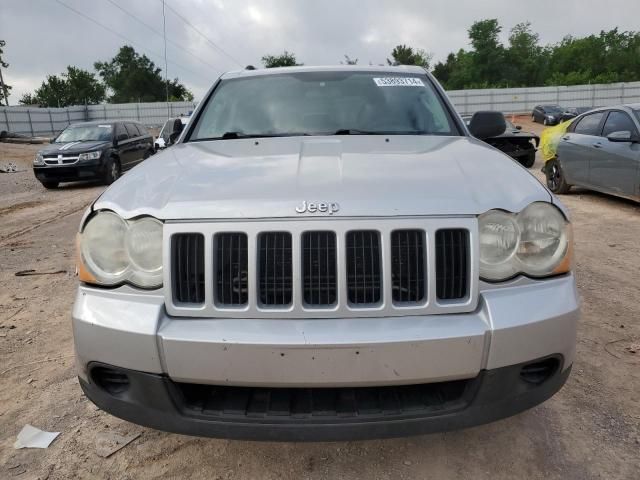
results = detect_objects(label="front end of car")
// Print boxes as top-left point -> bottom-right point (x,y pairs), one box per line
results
33,146 -> 107,186
73,200 -> 577,441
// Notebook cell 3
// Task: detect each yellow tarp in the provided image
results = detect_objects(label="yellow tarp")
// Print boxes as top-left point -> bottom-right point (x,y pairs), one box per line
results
539,120 -> 573,163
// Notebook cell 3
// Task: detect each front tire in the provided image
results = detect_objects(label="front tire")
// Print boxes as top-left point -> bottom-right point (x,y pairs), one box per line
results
103,158 -> 120,185
543,118 -> 549,126
545,159 -> 571,194
41,180 -> 59,189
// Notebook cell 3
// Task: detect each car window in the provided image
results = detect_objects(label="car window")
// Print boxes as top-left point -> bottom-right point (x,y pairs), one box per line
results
135,124 -> 149,136
124,123 -> 139,138
189,71 -> 459,140
114,123 -> 128,140
573,112 -> 605,136
602,111 -> 638,137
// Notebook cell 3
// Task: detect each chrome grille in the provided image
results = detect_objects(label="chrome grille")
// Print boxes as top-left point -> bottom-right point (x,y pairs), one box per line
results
165,218 -> 478,319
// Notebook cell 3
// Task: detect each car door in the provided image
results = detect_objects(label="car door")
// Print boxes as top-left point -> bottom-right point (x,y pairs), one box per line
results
136,124 -> 153,157
124,123 -> 143,166
113,123 -> 134,168
557,111 -> 606,187
533,106 -> 542,122
589,110 -> 640,196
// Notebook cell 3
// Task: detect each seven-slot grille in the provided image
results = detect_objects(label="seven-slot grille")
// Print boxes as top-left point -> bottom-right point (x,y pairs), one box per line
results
167,221 -> 473,317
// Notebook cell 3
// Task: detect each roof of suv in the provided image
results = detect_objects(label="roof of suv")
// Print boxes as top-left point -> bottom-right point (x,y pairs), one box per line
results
221,65 -> 428,80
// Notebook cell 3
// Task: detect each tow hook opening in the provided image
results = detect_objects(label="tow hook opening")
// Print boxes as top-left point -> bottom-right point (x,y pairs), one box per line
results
91,366 -> 130,395
519,357 -> 560,385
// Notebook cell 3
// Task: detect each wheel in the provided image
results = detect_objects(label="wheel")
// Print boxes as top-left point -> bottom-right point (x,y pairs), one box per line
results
520,150 -> 536,168
41,180 -> 59,189
531,114 -> 535,122
545,159 -> 571,194
543,118 -> 548,126
143,149 -> 152,159
103,158 -> 120,185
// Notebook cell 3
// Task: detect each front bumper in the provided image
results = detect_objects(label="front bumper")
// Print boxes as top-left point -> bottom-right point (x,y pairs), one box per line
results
34,159 -> 104,182
73,274 -> 578,440
80,357 -> 571,441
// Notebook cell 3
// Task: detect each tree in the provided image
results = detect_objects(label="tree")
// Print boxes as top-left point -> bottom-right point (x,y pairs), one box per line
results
341,55 -> 358,65
19,66 -> 106,107
95,45 -> 193,102
505,22 -> 545,86
467,19 -> 506,86
386,45 -> 431,68
0,39 -> 12,105
261,51 -> 301,68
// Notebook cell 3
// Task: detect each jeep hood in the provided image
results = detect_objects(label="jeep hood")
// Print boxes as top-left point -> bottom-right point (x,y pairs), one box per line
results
94,135 -> 551,219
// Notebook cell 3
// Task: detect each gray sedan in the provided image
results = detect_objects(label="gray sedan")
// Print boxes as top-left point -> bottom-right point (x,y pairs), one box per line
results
546,104 -> 640,201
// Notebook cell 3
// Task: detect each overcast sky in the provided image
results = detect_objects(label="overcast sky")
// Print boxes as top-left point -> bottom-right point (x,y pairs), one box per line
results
1,0 -> 639,104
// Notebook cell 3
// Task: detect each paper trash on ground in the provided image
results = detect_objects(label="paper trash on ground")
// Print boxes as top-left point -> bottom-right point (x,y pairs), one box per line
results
14,424 -> 60,449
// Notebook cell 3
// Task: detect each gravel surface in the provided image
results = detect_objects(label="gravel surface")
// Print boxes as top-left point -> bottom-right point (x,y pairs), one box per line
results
0,119 -> 638,479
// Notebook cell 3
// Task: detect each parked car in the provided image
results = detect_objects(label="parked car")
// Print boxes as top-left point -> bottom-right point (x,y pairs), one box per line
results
33,121 -> 154,189
532,104 -> 565,125
545,104 -> 640,201
462,114 -> 539,167
155,116 -> 189,150
558,106 -> 595,123
74,66 -> 578,441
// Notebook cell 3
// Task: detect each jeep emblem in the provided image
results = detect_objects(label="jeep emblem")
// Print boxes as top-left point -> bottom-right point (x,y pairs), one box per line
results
295,200 -> 340,215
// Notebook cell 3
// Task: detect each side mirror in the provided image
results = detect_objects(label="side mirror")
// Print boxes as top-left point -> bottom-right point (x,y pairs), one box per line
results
468,111 -> 506,139
606,130 -> 634,143
169,131 -> 180,145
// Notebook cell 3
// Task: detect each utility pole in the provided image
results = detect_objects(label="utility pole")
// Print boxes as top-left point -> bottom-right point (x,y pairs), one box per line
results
0,44 -> 9,106
162,0 -> 169,119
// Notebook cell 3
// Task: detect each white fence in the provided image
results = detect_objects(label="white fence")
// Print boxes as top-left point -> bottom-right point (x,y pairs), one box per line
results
2,81 -> 640,137
448,81 -> 640,115
0,101 -> 198,137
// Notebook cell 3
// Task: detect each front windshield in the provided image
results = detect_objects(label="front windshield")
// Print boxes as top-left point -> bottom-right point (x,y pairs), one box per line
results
189,71 -> 458,140
544,105 -> 563,114
55,124 -> 112,143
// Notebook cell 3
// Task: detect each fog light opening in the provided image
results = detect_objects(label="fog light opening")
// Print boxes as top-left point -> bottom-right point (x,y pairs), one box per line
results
91,366 -> 130,395
519,357 -> 560,385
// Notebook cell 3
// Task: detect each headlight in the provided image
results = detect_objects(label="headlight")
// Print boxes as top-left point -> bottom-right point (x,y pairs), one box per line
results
78,150 -> 102,161
479,202 -> 571,281
34,153 -> 44,166
78,211 -> 163,288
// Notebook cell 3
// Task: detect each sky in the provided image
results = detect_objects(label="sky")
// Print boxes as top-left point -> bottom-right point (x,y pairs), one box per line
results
1,0 -> 639,104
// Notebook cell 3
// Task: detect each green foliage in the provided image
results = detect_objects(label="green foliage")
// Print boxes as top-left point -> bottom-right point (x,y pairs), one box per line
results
431,21 -> 640,89
95,46 -> 193,102
387,45 -> 431,68
19,66 -> 105,107
261,51 -> 301,68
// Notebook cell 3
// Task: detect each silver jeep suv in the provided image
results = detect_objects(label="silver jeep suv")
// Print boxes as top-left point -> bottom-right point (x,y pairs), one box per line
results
73,66 -> 578,441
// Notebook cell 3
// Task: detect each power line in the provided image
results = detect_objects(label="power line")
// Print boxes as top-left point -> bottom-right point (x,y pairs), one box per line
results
53,0 -> 209,81
104,0 -> 222,74
162,0 -> 169,116
163,2 -> 243,68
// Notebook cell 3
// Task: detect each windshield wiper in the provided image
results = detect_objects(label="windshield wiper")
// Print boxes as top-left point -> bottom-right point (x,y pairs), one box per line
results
333,129 -> 427,135
196,131 -> 311,141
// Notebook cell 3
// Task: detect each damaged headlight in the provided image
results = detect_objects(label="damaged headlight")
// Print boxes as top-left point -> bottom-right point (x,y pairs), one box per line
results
78,211 -> 163,288
479,202 -> 572,281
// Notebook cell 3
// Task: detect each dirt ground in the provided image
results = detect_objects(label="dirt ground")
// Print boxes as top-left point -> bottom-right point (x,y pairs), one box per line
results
0,118 -> 639,479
